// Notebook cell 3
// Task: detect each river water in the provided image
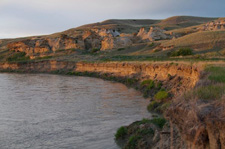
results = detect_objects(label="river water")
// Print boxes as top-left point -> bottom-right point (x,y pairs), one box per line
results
0,73 -> 150,149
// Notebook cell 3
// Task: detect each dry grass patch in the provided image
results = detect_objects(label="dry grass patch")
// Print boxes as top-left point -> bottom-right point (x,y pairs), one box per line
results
162,31 -> 225,50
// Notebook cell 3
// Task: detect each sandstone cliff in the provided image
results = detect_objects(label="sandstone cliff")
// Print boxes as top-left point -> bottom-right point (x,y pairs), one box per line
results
0,61 -> 201,96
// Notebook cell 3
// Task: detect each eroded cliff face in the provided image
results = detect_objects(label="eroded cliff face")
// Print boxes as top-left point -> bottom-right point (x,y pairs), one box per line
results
0,61 -> 201,96
0,61 -> 76,72
75,62 -> 201,95
166,98 -> 225,149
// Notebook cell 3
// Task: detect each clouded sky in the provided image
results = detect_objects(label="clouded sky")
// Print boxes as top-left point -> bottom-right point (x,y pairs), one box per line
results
0,0 -> 224,39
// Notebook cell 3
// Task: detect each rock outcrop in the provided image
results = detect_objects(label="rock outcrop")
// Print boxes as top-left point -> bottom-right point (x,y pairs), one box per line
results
92,29 -> 120,37
91,29 -> 133,50
7,29 -> 128,54
199,19 -> 225,31
7,34 -> 85,56
137,27 -> 170,41
7,26 -> 172,55
100,36 -> 133,50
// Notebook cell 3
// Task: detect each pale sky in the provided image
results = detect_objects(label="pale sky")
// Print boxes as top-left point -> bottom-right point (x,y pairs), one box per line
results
0,0 -> 224,39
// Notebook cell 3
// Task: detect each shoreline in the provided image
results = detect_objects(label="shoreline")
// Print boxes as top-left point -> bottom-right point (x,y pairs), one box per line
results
0,60 -> 202,148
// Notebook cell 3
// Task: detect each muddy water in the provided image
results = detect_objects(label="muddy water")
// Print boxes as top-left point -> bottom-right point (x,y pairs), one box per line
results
0,73 -> 150,149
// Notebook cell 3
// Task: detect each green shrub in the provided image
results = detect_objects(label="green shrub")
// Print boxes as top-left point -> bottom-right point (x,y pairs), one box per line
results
160,88 -> 166,91
115,126 -> 128,140
140,118 -> 151,124
160,102 -> 171,111
141,80 -> 152,86
126,135 -> 141,149
147,82 -> 155,89
148,42 -> 155,47
154,91 -> 169,101
35,56 -> 52,60
134,117 -> 166,129
141,80 -> 155,98
134,118 -> 151,125
141,80 -> 155,89
150,117 -> 166,129
147,101 -> 160,112
126,78 -> 138,86
154,102 -> 171,113
117,48 -> 125,51
138,128 -> 154,135
143,90 -> 149,98
7,52 -> 30,62
157,82 -> 162,89
169,47 -> 193,57
91,48 -> 100,53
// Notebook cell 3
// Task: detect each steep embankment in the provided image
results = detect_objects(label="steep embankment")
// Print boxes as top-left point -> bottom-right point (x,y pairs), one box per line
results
166,96 -> 225,149
0,61 -> 201,95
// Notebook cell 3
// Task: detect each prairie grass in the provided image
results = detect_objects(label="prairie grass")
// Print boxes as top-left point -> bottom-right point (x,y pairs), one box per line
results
184,66 -> 225,101
162,31 -> 225,49
206,66 -> 225,83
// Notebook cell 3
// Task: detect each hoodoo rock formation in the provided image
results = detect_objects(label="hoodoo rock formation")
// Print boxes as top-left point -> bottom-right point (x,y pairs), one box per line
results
7,26 -> 170,56
199,19 -> 225,31
7,34 -> 86,56
92,29 -> 120,37
137,27 -> 170,41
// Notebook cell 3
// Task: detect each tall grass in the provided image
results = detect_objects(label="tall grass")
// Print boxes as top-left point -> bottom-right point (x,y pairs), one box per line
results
206,66 -> 225,83
185,66 -> 225,101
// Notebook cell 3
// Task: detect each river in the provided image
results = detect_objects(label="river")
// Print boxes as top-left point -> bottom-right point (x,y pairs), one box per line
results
0,73 -> 150,149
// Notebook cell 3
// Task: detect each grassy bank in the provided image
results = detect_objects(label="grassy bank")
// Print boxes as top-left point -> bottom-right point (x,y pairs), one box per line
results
184,66 -> 225,101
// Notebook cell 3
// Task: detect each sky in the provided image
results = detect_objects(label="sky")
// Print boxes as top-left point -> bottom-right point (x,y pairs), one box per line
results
0,0 -> 225,39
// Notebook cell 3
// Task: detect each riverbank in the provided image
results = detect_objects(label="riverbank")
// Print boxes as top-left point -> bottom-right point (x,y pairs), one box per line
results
0,60 -> 201,94
0,60 -> 224,148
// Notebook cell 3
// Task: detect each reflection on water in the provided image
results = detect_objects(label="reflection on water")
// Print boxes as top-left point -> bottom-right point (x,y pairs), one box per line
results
0,73 -> 150,149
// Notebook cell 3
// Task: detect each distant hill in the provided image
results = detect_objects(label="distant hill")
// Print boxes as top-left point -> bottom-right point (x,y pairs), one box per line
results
159,16 -> 216,26
0,15 -> 224,62
62,16 -> 217,35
